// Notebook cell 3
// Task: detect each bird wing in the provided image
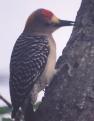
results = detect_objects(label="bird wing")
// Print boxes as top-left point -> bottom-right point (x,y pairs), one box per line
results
9,35 -> 49,116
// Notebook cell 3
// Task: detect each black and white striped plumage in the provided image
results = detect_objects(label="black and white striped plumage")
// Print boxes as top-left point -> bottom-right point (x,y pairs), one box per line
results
9,34 -> 49,118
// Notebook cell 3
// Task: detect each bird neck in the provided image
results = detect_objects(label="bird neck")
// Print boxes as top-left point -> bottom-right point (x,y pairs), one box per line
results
23,30 -> 52,37
23,22 -> 54,36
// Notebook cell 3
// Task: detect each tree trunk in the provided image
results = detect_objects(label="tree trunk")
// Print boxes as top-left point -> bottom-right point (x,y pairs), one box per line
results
34,0 -> 94,121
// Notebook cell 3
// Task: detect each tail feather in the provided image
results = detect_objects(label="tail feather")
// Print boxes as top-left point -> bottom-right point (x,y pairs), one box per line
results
12,108 -> 17,119
12,108 -> 22,121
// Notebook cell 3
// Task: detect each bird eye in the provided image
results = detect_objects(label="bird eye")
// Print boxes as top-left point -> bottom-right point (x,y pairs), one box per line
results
45,22 -> 52,26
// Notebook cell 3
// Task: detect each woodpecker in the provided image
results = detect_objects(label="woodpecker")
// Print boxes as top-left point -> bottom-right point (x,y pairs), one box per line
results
9,8 -> 75,119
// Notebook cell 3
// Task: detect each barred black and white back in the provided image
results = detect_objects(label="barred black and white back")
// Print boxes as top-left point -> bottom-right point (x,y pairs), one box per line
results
9,34 -> 49,118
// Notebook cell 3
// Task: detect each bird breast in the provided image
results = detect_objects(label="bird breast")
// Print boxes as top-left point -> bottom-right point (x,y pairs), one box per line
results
41,35 -> 56,83
31,35 -> 56,103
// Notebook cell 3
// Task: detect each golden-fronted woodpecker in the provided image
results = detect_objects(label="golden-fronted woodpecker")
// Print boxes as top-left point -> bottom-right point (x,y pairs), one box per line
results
9,8 -> 75,119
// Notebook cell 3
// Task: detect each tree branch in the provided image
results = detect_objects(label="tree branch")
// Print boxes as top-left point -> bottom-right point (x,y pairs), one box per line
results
0,94 -> 12,108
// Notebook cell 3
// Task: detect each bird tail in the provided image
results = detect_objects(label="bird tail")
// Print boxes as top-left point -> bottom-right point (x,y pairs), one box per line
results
11,108 -> 18,119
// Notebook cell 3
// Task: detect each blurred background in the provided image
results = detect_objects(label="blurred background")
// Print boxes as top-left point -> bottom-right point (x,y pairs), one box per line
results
0,0 -> 81,107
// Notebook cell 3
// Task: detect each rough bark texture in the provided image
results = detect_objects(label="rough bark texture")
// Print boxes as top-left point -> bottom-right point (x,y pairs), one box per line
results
35,0 -> 94,121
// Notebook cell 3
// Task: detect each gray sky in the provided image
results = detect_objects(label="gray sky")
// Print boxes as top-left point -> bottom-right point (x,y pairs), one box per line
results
0,0 -> 82,74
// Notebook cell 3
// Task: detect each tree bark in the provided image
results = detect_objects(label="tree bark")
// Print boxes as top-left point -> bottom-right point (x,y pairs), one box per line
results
35,0 -> 94,121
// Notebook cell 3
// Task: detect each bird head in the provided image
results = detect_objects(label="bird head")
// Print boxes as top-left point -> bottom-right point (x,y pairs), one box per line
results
24,9 -> 75,34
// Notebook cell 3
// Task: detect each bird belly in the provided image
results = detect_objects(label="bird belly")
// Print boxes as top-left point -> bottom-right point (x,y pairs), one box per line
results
31,37 -> 56,103
40,36 -> 56,85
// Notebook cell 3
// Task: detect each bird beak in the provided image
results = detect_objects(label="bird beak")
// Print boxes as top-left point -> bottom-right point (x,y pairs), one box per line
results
51,15 -> 75,27
58,20 -> 75,26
